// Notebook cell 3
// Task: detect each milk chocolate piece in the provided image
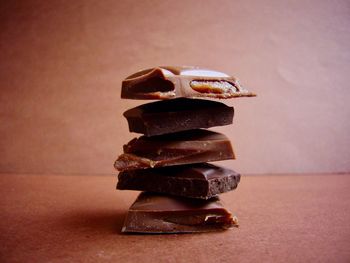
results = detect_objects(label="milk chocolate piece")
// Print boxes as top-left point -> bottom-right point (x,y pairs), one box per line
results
114,129 -> 235,171
122,192 -> 238,233
117,163 -> 240,199
121,66 -> 256,100
124,98 -> 234,136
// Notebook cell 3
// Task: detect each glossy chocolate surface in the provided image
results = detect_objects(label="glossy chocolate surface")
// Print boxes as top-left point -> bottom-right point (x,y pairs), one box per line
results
121,66 -> 256,100
121,192 -> 238,233
117,163 -> 240,199
123,98 -> 234,136
114,129 -> 235,171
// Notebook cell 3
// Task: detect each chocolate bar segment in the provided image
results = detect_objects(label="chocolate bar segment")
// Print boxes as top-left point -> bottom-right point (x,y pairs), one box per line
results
121,66 -> 256,100
122,192 -> 238,233
124,98 -> 234,136
117,163 -> 240,199
114,129 -> 235,171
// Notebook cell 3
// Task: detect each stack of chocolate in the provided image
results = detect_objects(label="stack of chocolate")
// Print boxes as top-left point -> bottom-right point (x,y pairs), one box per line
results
114,66 -> 255,233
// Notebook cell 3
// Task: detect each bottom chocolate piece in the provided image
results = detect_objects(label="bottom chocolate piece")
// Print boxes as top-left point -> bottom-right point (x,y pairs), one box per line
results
122,192 -> 238,234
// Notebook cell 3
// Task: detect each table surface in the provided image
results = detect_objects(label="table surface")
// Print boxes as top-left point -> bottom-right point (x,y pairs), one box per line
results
0,173 -> 349,263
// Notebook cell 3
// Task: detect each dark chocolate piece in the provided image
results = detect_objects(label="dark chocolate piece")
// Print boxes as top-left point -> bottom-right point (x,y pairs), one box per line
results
121,192 -> 238,233
114,129 -> 235,171
123,98 -> 234,136
117,163 -> 240,199
121,66 -> 256,100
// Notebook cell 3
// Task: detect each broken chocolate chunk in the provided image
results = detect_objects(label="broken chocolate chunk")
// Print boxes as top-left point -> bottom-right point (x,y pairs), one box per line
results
117,163 -> 240,199
123,98 -> 234,136
114,129 -> 235,171
121,66 -> 256,100
121,192 -> 238,233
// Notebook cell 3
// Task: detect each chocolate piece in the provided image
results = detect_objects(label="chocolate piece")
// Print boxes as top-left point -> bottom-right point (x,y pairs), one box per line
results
122,192 -> 238,233
114,129 -> 235,171
117,163 -> 240,199
124,98 -> 234,136
121,66 -> 256,100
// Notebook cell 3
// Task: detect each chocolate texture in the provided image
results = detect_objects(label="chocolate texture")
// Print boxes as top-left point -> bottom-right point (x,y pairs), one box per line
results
114,129 -> 235,171
121,66 -> 256,100
122,192 -> 238,233
117,163 -> 240,199
123,98 -> 234,136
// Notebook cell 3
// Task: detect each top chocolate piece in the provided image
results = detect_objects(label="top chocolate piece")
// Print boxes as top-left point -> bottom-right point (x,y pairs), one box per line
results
121,66 -> 256,100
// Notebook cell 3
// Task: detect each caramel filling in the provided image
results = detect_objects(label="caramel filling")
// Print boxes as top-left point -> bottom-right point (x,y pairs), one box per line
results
190,80 -> 238,94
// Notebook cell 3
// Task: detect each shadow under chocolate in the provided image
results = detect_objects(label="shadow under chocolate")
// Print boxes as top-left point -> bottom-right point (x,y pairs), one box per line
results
56,209 -> 126,235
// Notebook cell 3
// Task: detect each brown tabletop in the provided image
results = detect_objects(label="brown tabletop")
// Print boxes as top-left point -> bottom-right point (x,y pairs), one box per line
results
0,173 -> 349,262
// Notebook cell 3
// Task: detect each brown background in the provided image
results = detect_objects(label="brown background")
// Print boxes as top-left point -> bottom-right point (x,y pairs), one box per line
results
1,0 -> 349,175
1,2 -> 350,261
